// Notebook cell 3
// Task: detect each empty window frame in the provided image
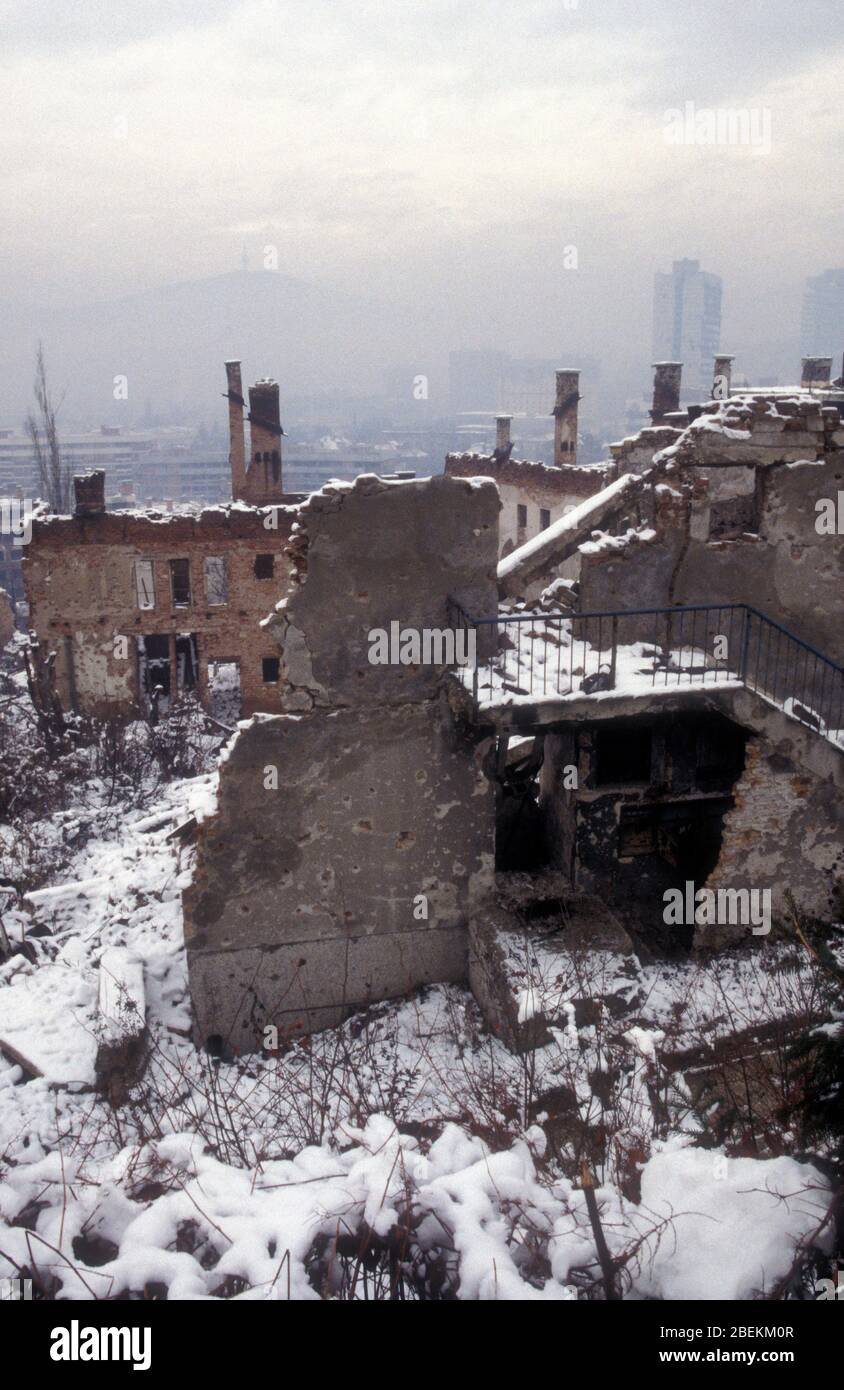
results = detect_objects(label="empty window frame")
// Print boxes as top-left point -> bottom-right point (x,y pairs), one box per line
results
133,559 -> 155,611
204,555 -> 229,606
254,553 -> 274,580
207,660 -> 242,723
138,633 -> 170,698
516,504 -> 528,529
262,656 -> 280,683
540,508 -> 551,530
169,558 -> 191,607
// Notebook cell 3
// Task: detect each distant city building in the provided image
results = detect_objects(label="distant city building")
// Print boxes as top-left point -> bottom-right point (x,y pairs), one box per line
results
801,268 -> 844,360
652,258 -> 722,397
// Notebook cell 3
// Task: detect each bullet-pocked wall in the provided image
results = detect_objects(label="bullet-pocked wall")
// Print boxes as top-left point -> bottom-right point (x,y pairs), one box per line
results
184,473 -> 501,1051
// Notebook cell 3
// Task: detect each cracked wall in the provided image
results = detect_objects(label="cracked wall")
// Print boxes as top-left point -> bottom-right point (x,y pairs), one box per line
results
184,473 -> 500,1050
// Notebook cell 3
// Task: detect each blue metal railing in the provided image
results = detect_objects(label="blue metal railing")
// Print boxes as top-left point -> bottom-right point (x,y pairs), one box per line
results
446,599 -> 844,742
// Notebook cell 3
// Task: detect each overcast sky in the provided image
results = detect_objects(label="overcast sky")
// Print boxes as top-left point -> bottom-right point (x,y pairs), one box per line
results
1,0 -> 842,390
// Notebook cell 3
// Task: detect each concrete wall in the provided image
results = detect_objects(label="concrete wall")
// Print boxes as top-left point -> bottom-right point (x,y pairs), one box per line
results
578,395 -> 844,664
185,473 -> 500,1050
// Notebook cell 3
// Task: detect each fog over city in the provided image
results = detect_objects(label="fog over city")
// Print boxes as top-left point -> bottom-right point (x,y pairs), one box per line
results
2,0 -> 842,428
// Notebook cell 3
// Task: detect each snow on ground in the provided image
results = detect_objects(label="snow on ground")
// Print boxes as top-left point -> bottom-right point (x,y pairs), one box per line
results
0,761 -> 837,1299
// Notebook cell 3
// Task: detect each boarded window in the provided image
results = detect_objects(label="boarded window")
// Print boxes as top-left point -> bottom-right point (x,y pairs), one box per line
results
517,504 -> 527,528
540,508 -> 551,530
204,555 -> 229,606
134,559 -> 155,610
262,656 -> 280,683
169,558 -> 191,607
254,553 -> 274,579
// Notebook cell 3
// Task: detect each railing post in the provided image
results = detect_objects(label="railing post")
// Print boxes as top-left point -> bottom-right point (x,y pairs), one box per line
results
739,606 -> 752,685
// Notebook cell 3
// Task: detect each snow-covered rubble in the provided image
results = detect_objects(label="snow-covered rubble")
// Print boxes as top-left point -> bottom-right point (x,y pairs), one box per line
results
0,728 -> 838,1299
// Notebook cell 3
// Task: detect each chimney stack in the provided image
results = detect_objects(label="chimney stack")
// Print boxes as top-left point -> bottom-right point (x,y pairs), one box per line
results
225,360 -> 247,501
73,469 -> 105,517
246,378 -> 285,506
650,362 -> 683,425
712,354 -> 734,401
494,415 -> 512,455
552,369 -> 580,467
801,356 -> 832,390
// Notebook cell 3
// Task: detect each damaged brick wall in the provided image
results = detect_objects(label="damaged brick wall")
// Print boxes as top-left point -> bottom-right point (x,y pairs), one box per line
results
24,505 -> 297,719
184,473 -> 501,1050
702,691 -> 844,946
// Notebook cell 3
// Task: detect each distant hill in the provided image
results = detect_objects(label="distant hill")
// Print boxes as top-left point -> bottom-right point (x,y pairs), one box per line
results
0,269 -> 411,427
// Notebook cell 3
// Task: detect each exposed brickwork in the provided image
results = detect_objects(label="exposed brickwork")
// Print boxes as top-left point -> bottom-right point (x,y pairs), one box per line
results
24,504 -> 299,719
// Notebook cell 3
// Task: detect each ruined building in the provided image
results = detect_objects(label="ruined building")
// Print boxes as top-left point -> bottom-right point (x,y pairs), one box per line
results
23,365 -> 303,721
184,350 -> 844,1053
22,344 -> 844,1054
445,369 -> 610,558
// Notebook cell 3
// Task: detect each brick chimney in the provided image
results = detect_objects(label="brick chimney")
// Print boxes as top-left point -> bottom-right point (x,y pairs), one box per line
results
650,362 -> 683,425
73,469 -> 105,517
494,415 -> 512,457
712,355 -> 734,401
801,356 -> 832,390
552,370 -> 580,466
225,360 -> 247,500
244,378 -> 285,506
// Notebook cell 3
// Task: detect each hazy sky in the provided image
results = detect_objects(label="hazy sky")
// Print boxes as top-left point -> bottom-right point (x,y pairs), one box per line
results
2,0 -> 843,388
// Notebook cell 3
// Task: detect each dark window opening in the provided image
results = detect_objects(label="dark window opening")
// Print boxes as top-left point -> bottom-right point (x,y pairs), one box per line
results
254,553 -> 274,579
271,450 -> 281,482
595,727 -> 652,785
139,634 -> 170,700
540,508 -> 551,530
517,504 -> 527,528
175,633 -> 197,690
696,720 -> 747,792
262,656 -> 280,683
617,797 -> 735,951
169,558 -> 191,607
